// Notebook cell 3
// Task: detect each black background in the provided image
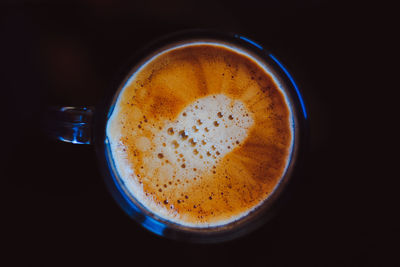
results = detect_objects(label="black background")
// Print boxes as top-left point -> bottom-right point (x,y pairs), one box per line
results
1,0 -> 397,266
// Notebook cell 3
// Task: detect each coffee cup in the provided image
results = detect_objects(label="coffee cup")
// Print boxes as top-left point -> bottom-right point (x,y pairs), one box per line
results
44,30 -> 308,243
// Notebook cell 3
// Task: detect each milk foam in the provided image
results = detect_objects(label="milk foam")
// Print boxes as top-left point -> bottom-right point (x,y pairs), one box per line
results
145,94 -> 253,186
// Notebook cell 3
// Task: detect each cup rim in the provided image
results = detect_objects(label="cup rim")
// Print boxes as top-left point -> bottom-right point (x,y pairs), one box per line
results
93,29 -> 309,243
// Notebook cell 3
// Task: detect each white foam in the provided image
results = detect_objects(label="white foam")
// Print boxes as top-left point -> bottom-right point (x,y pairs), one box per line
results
145,94 -> 253,185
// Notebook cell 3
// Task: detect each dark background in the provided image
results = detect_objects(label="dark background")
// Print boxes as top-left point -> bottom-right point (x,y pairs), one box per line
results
1,0 -> 397,266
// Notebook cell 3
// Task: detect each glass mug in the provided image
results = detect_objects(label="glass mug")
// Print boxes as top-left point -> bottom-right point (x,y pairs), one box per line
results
44,30 -> 308,243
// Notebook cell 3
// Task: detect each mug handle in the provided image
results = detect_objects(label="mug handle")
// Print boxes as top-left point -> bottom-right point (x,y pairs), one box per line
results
43,106 -> 95,145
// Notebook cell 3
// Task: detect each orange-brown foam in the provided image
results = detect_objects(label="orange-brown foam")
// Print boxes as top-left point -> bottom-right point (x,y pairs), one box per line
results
106,43 -> 293,227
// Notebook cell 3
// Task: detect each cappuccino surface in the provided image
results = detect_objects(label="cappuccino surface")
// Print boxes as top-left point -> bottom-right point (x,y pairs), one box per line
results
106,42 -> 293,227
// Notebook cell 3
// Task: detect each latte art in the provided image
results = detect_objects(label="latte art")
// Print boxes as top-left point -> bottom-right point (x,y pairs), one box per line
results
153,94 -> 253,181
107,42 -> 293,227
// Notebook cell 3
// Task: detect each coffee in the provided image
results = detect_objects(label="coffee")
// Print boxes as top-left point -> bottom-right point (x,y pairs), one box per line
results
106,42 -> 293,227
